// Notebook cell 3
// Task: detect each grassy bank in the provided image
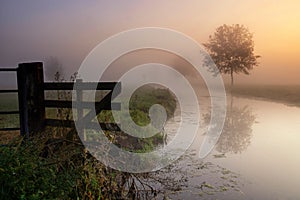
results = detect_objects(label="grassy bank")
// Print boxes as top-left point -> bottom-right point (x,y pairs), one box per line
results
0,133 -> 135,199
231,85 -> 300,107
0,85 -> 177,199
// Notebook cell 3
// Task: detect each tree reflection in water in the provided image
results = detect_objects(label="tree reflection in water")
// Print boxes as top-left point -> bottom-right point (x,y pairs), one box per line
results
204,104 -> 256,154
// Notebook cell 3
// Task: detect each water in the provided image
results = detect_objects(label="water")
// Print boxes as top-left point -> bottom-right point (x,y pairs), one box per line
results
151,96 -> 300,199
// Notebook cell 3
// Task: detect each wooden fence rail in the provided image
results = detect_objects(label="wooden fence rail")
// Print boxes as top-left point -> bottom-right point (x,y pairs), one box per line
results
0,62 -> 121,137
0,67 -> 20,132
0,68 -> 18,71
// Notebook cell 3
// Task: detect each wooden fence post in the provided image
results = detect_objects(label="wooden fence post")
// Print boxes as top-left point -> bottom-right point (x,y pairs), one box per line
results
17,62 -> 45,137
76,79 -> 85,140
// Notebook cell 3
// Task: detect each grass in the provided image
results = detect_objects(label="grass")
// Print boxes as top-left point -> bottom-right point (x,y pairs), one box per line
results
0,93 -> 19,143
0,132 -> 134,199
0,131 -> 19,144
0,84 -> 177,199
0,93 -> 18,111
88,85 -> 177,152
230,84 -> 300,107
0,93 -> 19,129
129,84 -> 177,120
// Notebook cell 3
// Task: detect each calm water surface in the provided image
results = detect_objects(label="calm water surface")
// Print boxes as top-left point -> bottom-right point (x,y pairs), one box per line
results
155,96 -> 300,200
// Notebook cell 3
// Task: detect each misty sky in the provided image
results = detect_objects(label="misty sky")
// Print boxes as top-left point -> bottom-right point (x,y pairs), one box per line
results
0,0 -> 299,87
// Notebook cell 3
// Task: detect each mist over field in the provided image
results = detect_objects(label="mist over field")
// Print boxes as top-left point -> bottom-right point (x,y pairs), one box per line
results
1,0 -> 299,87
1,1 -> 300,199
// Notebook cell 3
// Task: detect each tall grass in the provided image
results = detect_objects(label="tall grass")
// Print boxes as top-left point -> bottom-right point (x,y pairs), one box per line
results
0,77 -> 177,199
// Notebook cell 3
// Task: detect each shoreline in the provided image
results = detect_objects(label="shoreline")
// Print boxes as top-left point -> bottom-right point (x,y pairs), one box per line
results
229,85 -> 300,108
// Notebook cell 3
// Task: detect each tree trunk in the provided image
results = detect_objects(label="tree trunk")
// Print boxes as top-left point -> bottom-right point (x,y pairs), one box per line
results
230,70 -> 234,87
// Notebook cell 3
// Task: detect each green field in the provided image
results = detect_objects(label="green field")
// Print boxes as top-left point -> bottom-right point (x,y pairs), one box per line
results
0,93 -> 19,129
231,85 -> 300,107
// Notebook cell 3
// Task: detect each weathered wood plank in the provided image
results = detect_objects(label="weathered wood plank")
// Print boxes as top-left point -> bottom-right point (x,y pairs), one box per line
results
44,100 -> 120,110
44,82 -> 119,90
0,127 -> 20,131
0,111 -> 19,115
45,119 -> 120,131
0,90 -> 18,93
17,62 -> 45,137
0,68 -> 17,71
76,91 -> 114,123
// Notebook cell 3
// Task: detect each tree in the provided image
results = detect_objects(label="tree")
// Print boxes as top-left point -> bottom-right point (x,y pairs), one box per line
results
204,24 -> 260,86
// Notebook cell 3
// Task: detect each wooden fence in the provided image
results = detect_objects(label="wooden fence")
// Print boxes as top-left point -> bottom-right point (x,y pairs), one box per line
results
0,67 -> 19,131
0,62 -> 121,137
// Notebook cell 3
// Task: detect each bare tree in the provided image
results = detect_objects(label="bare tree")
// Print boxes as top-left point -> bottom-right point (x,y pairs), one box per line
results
204,24 -> 260,86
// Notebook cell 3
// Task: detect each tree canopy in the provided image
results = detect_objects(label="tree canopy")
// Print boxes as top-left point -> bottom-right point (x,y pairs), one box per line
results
204,24 -> 260,86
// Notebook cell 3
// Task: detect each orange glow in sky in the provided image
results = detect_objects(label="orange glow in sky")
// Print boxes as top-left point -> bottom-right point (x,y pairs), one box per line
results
0,0 -> 299,85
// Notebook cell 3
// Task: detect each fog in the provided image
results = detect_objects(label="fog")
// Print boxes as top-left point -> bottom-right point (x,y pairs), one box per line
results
0,0 -> 299,88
